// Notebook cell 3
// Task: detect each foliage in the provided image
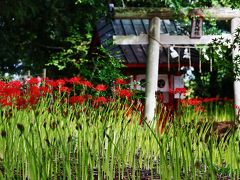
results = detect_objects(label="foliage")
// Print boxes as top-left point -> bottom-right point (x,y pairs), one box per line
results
190,24 -> 240,98
0,0 -> 109,76
48,32 -> 125,85
47,32 -> 90,71
88,46 -> 126,85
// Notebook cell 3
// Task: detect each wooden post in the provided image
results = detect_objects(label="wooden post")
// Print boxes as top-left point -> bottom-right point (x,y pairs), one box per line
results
231,18 -> 240,116
144,17 -> 161,121
43,68 -> 47,79
27,70 -> 31,77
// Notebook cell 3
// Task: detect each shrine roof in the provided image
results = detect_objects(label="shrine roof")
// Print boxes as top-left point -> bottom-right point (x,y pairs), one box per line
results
96,18 -> 200,67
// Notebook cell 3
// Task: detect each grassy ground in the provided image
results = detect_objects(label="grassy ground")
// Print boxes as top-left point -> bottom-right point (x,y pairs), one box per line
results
0,97 -> 239,179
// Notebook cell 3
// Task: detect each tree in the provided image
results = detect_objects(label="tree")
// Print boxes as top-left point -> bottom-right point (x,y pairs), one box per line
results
0,0 -> 109,76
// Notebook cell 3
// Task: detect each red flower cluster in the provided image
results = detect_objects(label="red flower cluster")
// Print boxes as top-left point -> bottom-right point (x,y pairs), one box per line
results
179,96 -> 233,113
27,77 -> 40,85
234,104 -> 240,115
180,97 -> 233,106
114,78 -> 128,85
169,88 -> 187,95
0,80 -> 22,107
79,80 -> 93,88
92,96 -> 108,108
194,105 -> 206,113
0,77 -> 134,109
69,96 -> 85,105
68,77 -> 81,84
180,98 -> 200,106
93,96 -> 107,103
202,97 -> 220,103
94,84 -> 108,91
118,89 -> 132,98
114,88 -> 132,99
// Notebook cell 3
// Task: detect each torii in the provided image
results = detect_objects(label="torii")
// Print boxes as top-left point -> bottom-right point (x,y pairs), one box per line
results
113,7 -> 240,121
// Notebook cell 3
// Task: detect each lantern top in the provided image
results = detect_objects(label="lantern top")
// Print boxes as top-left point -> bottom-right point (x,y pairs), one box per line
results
188,9 -> 204,18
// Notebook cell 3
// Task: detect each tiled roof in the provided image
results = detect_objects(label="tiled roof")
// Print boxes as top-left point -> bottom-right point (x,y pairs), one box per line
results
96,18 -> 199,66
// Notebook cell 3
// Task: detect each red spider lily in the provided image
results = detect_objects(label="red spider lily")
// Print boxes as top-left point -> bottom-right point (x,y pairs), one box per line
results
2,87 -> 21,97
223,97 -> 233,102
194,105 -> 206,113
0,97 -> 13,107
93,96 -> 107,104
29,86 -> 41,97
56,79 -> 66,87
92,96 -> 108,108
180,98 -> 199,106
234,104 -> 240,115
28,95 -> 39,106
169,88 -> 186,95
84,94 -> 93,100
0,80 -> 6,88
16,97 -> 28,109
114,78 -> 128,85
175,88 -> 187,94
79,80 -> 93,88
234,104 -> 240,109
94,84 -> 108,91
45,79 -> 58,88
186,98 -> 202,106
27,77 -> 40,86
115,88 -> 132,98
7,80 -> 22,88
202,97 -> 220,103
39,86 -> 52,95
69,96 -> 85,105
68,77 -> 81,84
59,86 -> 71,93
202,98 -> 213,103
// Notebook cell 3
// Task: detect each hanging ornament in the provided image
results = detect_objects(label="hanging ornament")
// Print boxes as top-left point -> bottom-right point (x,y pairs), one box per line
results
183,48 -> 191,59
170,46 -> 179,59
182,47 -> 191,68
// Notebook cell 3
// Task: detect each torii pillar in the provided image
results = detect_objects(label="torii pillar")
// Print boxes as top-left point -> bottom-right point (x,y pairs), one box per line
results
144,17 -> 161,121
231,18 -> 240,116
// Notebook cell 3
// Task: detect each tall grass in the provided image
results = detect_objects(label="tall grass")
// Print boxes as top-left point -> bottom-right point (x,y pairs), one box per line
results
0,96 -> 239,179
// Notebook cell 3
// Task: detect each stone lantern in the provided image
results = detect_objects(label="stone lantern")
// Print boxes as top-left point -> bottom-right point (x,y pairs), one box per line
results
188,9 -> 204,38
